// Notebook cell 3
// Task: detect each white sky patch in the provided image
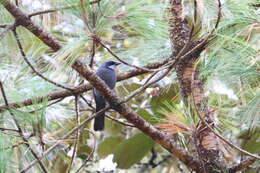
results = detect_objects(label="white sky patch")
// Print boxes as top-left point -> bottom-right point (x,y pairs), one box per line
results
132,58 -> 140,66
148,19 -> 155,26
132,77 -> 142,84
53,22 -> 75,33
145,88 -> 153,94
31,1 -> 42,10
211,79 -> 238,100
97,154 -> 117,172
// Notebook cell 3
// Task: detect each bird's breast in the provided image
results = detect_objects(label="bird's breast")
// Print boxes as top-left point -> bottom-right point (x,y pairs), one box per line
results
95,68 -> 116,89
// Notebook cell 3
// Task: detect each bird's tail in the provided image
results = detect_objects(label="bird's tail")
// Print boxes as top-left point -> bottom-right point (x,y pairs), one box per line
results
94,114 -> 105,131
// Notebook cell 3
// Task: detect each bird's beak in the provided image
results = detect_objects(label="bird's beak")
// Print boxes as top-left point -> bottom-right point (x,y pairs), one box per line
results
115,62 -> 121,66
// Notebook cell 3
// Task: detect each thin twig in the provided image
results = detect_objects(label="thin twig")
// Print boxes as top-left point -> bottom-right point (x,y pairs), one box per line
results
106,115 -> 135,127
214,0 -> 222,29
13,29 -> 74,92
29,5 -> 76,17
122,68 -> 172,104
98,40 -> 165,72
3,141 -> 26,150
75,128 -> 96,173
0,127 -> 19,132
193,0 -> 198,24
89,41 -> 95,67
29,9 -> 60,17
29,98 -> 64,113
79,95 -> 95,110
0,23 -> 16,41
67,96 -> 80,173
143,71 -> 159,86
29,0 -> 102,17
80,0 -> 92,32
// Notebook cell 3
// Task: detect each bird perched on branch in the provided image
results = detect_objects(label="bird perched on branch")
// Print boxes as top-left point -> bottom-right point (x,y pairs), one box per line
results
93,60 -> 121,131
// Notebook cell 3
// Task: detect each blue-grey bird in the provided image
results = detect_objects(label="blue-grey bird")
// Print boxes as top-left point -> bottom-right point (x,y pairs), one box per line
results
93,61 -> 121,131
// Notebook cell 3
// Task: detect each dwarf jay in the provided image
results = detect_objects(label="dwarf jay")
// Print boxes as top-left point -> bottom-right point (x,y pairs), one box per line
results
93,61 -> 121,131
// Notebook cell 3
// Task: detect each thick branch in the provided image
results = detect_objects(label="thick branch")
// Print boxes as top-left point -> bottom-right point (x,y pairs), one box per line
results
1,0 -> 61,51
168,0 -> 190,52
168,0 -> 227,172
72,60 -> 203,172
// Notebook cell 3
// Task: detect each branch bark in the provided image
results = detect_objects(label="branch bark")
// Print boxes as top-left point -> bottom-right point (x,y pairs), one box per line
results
168,0 -> 227,172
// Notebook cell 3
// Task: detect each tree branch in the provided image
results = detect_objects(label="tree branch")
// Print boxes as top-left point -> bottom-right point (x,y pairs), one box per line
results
71,60 -> 203,172
1,0 -> 61,51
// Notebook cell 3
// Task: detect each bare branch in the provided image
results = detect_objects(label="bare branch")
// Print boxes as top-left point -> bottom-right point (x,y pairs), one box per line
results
29,5 -> 77,17
106,115 -> 135,127
122,68 -> 172,103
0,127 -> 19,132
67,96 -> 80,173
215,0 -> 222,29
0,23 -> 16,40
28,0 -> 102,17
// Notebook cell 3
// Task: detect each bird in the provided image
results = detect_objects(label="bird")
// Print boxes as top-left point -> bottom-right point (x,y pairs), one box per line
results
93,60 -> 121,131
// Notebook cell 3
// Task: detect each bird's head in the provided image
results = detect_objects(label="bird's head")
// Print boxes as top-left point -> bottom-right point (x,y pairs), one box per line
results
102,61 -> 121,70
